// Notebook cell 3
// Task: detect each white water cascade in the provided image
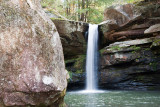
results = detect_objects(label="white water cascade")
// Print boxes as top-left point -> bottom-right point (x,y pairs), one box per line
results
86,24 -> 99,91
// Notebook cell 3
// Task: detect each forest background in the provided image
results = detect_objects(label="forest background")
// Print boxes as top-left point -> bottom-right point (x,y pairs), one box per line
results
41,0 -> 142,24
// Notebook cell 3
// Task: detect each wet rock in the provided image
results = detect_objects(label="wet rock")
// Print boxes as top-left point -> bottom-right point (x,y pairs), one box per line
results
0,0 -> 68,106
100,37 -> 160,90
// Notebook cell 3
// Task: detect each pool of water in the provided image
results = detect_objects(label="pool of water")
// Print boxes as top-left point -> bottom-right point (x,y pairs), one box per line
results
65,90 -> 160,107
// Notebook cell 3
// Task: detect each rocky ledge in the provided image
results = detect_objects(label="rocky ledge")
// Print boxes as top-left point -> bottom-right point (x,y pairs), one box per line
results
100,36 -> 160,90
99,0 -> 160,90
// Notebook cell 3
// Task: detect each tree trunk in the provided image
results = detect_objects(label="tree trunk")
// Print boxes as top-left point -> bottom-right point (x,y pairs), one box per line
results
78,0 -> 81,21
81,0 -> 85,21
85,0 -> 89,22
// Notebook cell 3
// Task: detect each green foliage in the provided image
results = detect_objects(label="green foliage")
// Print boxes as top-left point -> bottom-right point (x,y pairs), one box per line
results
41,0 -> 144,24
65,55 -> 86,75
68,71 -> 72,79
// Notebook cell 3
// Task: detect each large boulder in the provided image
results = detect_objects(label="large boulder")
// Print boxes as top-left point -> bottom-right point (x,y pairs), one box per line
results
52,20 -> 88,59
104,4 -> 134,26
100,1 -> 160,44
0,0 -> 68,106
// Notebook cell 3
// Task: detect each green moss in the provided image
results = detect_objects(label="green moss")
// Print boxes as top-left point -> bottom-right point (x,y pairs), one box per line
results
149,62 -> 158,71
65,55 -> 85,75
145,48 -> 150,51
111,45 -> 121,50
74,55 -> 85,69
151,39 -> 160,48
68,71 -> 72,79
130,45 -> 141,51
100,48 -> 106,54
131,46 -> 141,54
135,59 -> 139,62
75,70 -> 83,74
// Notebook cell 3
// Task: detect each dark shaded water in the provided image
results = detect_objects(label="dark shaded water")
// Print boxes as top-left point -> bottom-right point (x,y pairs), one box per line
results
65,91 -> 160,107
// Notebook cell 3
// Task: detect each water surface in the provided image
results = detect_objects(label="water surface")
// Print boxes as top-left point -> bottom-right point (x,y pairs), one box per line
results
65,90 -> 160,107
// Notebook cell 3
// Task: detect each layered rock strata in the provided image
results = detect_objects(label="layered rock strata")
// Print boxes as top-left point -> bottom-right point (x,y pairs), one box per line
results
100,1 -> 160,44
99,1 -> 160,90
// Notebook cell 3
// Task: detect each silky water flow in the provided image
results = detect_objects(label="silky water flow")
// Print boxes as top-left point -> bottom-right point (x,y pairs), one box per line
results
86,24 -> 99,91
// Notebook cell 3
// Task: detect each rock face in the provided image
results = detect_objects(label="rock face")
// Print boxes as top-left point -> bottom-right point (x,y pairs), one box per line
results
104,4 -> 134,26
0,0 -> 68,106
65,55 -> 86,90
99,1 -> 160,90
100,1 -> 160,44
100,36 -> 160,90
52,20 -> 88,59
65,1 -> 160,91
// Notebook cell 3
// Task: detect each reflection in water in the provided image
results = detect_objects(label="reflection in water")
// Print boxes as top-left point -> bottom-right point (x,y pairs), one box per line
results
65,91 -> 160,107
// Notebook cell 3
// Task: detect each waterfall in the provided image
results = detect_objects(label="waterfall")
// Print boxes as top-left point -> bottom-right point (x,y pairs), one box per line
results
86,24 -> 99,91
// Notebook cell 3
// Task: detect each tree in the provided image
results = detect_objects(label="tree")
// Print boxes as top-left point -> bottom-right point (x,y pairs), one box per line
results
41,0 -> 142,23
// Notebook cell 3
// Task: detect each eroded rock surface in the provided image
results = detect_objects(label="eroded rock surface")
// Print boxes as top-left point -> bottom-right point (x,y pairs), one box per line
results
99,1 -> 160,90
52,20 -> 88,59
100,1 -> 160,44
104,4 -> 134,26
0,0 -> 67,106
100,36 -> 160,90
